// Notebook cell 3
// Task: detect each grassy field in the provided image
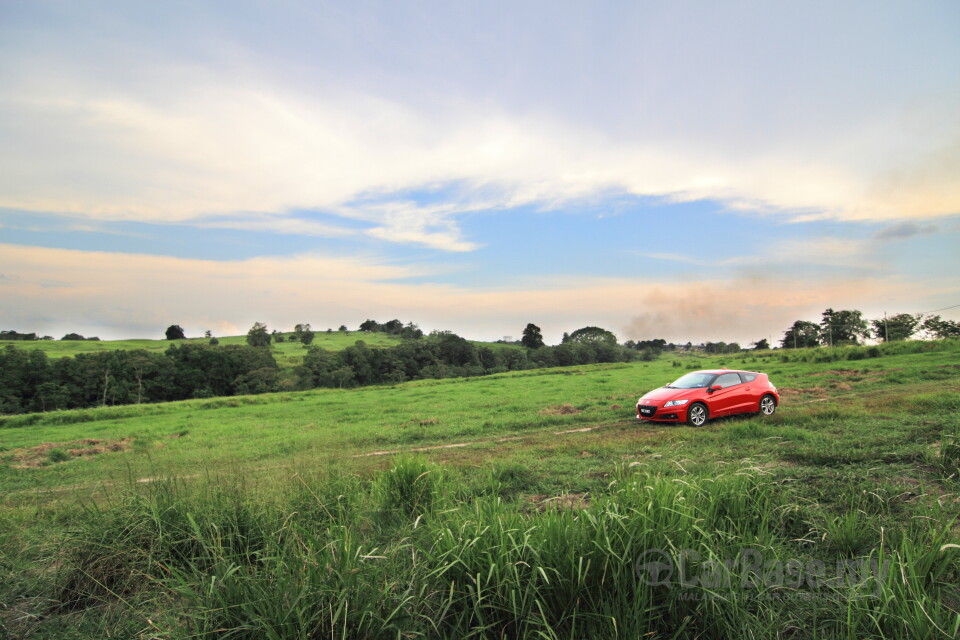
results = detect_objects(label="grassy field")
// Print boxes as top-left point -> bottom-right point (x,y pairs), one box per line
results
1,340 -> 959,638
0,330 -> 404,368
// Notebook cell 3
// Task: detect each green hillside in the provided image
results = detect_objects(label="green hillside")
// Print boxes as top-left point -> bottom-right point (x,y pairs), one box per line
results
0,330 -> 403,364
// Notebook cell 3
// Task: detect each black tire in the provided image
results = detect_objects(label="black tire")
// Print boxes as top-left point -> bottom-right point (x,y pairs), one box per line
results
758,394 -> 777,417
687,402 -> 709,427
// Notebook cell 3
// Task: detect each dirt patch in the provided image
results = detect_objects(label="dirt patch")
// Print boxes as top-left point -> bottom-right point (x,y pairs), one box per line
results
399,417 -> 439,427
609,404 -> 623,410
353,436 -> 523,458
528,492 -> 590,511
6,438 -> 133,468
778,386 -> 829,400
810,368 -> 901,378
540,404 -> 582,416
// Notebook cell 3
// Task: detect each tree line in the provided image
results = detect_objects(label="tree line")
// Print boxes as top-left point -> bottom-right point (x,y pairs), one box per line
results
0,343 -> 278,414
779,309 -> 959,349
297,330 -> 636,389
0,324 -> 639,414
1,330 -> 100,341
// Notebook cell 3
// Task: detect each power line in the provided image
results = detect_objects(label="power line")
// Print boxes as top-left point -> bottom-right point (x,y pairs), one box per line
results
917,303 -> 960,315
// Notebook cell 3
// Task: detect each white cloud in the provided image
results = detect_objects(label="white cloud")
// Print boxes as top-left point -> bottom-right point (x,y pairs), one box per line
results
1,1 -> 959,252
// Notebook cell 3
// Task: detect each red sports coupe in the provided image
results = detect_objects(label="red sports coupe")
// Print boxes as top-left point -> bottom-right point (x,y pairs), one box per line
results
636,369 -> 779,427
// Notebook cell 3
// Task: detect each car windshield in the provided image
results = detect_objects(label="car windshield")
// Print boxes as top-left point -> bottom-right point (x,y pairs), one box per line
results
665,372 -> 716,389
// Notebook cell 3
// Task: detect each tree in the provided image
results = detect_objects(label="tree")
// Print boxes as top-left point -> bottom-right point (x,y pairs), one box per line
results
292,323 -> 314,345
382,319 -> 404,334
339,325 -> 348,332
752,338 -> 770,351
359,319 -> 379,332
820,309 -> 870,346
61,333 -> 86,341
0,330 -> 38,341
871,313 -> 921,342
400,322 -> 423,339
780,321 -> 820,349
246,322 -> 271,347
704,341 -> 727,354
566,326 -> 618,346
521,323 -> 545,349
204,330 -> 212,339
35,381 -> 69,412
920,314 -> 960,339
165,325 -> 186,340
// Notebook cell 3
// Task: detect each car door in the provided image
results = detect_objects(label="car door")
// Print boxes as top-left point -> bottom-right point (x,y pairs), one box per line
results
708,372 -> 744,416
735,372 -> 760,414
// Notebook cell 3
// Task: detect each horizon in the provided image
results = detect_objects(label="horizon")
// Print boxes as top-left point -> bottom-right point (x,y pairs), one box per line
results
2,2 -> 959,345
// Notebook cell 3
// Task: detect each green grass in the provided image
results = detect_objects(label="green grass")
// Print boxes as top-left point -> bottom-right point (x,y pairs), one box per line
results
0,330 -> 403,364
2,340 -> 959,638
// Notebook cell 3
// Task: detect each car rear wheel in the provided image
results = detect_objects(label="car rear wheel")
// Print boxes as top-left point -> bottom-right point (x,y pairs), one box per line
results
687,402 -> 709,427
759,395 -> 777,416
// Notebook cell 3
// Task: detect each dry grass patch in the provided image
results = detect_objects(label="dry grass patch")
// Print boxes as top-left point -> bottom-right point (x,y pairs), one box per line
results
6,438 -> 133,468
540,404 -> 581,416
527,492 -> 590,511
778,386 -> 829,400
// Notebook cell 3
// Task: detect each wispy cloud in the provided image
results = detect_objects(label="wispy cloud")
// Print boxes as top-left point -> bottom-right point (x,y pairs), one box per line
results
189,214 -> 360,239
637,252 -> 708,265
873,221 -> 939,241
641,237 -> 876,271
724,237 -> 876,269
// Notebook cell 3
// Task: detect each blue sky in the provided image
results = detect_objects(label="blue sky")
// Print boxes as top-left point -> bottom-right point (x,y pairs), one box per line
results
1,1 -> 958,343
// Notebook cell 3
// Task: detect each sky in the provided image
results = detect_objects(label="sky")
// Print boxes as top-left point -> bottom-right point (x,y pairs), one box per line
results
1,1 -> 959,345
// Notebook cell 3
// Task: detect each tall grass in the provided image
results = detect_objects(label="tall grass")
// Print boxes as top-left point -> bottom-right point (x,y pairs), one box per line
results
48,462 -> 960,639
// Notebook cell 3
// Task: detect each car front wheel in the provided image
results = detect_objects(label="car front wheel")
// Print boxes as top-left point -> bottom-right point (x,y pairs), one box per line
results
687,402 -> 709,427
759,395 -> 777,416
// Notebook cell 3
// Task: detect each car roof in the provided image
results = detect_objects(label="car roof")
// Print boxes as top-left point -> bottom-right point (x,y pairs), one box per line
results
692,369 -> 761,375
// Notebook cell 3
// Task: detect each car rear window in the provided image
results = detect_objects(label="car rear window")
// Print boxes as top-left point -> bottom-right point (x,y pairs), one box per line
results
740,373 -> 758,383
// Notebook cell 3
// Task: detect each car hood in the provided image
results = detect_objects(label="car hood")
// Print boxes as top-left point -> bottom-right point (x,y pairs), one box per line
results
637,387 -> 703,406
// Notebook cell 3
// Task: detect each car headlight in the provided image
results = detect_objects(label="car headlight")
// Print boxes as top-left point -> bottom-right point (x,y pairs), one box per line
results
663,399 -> 689,407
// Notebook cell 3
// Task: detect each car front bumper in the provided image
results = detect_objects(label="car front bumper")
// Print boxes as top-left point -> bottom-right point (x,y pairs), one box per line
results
636,404 -> 684,422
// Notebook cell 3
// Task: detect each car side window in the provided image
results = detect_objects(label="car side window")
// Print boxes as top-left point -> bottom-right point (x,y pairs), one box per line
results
740,373 -> 757,383
715,373 -> 741,388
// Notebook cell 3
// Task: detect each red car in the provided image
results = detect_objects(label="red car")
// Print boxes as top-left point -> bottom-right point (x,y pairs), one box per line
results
636,369 -> 779,427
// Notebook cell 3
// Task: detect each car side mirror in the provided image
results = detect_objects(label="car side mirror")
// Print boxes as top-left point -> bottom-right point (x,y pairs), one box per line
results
707,385 -> 721,393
